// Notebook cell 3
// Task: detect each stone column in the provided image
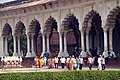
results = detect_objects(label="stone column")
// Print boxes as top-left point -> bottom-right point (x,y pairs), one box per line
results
63,31 -> 68,57
81,30 -> 85,51
2,37 -> 5,56
5,37 -> 9,56
26,34 -> 31,57
31,34 -> 36,57
86,30 -> 89,52
80,30 -> 87,57
103,28 -> 108,51
58,32 -> 63,57
109,28 -> 113,51
41,33 -> 46,57
97,32 -> 100,54
46,33 -> 50,52
18,36 -> 22,56
13,36 -> 17,56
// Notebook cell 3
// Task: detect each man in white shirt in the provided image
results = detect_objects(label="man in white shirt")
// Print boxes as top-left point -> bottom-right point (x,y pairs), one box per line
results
60,56 -> 66,68
98,55 -> 102,70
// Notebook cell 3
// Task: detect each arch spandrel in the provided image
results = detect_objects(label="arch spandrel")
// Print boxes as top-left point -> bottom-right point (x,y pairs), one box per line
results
60,9 -> 70,25
20,16 -> 28,29
50,11 -> 60,32
106,6 -> 120,29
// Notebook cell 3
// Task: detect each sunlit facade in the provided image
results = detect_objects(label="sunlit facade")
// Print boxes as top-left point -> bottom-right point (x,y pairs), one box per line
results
0,0 -> 120,58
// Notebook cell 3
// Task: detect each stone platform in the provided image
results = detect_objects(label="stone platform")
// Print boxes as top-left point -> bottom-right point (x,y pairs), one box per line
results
0,66 -> 120,74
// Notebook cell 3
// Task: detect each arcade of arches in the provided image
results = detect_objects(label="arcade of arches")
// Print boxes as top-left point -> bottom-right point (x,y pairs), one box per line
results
1,0 -> 120,58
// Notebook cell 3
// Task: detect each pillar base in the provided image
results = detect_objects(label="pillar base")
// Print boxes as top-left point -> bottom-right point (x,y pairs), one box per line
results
102,51 -> 109,58
0,52 -> 6,57
26,52 -> 36,57
58,52 -> 63,57
17,53 -> 23,57
41,52 -> 45,57
5,53 -> 9,56
63,51 -> 69,57
80,51 -> 87,57
109,51 -> 116,58
13,53 -> 18,56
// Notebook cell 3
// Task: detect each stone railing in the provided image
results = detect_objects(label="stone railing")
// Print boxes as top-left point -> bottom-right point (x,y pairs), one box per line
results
1,56 -> 22,68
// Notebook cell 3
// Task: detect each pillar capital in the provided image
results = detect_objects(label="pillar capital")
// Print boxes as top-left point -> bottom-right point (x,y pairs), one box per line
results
59,31 -> 63,36
86,29 -> 90,36
64,31 -> 68,34
109,27 -> 114,32
46,32 -> 50,38
30,33 -> 35,39
81,27 -> 86,32
41,32 -> 46,36
103,28 -> 108,32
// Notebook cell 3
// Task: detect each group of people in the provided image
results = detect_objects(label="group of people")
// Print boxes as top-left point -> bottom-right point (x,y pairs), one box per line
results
34,54 -> 106,70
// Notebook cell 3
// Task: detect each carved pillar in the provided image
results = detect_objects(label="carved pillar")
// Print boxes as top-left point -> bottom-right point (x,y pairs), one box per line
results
2,36 -> 5,56
26,34 -> 31,57
97,31 -> 100,54
109,28 -> 113,51
63,31 -> 68,57
103,28 -> 108,51
80,29 -> 87,57
41,33 -> 46,57
18,36 -> 21,56
31,34 -> 36,57
86,30 -> 89,52
13,36 -> 17,56
46,32 -> 50,52
81,30 -> 85,51
5,36 -> 9,56
58,32 -> 63,57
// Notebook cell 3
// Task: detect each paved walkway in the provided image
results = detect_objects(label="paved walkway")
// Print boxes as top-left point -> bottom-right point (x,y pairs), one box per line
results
0,66 -> 120,73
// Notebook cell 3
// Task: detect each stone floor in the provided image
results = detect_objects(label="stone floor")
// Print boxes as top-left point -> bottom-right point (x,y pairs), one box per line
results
0,66 -> 120,73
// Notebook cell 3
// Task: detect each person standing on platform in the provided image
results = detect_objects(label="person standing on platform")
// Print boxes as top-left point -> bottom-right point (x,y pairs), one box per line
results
72,57 -> 77,70
66,56 -> 70,69
60,56 -> 66,69
38,57 -> 42,68
34,56 -> 39,68
98,55 -> 102,70
87,56 -> 93,70
44,56 -> 47,66
101,56 -> 106,70
55,56 -> 59,69
79,55 -> 84,70
68,57 -> 73,70
51,57 -> 55,68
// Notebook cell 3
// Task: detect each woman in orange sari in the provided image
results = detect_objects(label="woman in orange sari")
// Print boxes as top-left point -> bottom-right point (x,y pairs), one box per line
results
38,57 -> 42,68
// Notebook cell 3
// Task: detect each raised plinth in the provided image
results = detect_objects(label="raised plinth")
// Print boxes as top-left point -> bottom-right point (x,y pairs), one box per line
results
25,52 -> 36,58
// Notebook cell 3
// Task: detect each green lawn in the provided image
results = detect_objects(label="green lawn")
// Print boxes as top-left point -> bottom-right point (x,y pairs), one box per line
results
0,70 -> 120,80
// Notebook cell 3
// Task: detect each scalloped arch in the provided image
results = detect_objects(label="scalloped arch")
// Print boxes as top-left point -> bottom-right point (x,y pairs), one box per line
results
44,16 -> 57,31
83,10 -> 101,30
62,13 -> 79,31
